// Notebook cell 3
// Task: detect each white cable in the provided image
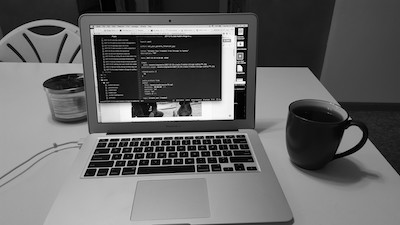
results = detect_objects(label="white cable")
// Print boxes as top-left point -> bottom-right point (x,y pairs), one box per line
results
0,141 -> 79,188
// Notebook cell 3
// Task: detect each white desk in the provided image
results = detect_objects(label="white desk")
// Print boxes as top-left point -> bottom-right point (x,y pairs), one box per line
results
1,63 -> 399,225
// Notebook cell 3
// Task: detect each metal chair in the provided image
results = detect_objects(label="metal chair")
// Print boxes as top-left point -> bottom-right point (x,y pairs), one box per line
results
0,19 -> 82,63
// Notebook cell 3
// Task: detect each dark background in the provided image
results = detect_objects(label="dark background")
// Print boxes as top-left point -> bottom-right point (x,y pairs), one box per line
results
0,0 -> 335,79
88,0 -> 336,79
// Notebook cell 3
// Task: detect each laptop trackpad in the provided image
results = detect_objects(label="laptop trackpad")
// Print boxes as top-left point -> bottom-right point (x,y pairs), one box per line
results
131,178 -> 210,221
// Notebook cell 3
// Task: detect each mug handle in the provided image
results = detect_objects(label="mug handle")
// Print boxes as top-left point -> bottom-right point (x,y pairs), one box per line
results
333,120 -> 369,160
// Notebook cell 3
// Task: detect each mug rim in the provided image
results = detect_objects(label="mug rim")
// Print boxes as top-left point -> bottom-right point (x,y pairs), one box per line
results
289,99 -> 349,124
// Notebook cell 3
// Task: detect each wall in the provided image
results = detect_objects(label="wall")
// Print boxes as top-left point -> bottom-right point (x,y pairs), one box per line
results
0,0 -> 79,35
245,0 -> 335,79
321,0 -> 400,103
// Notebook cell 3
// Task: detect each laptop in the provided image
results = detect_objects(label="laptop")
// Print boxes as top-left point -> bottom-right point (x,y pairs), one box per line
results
44,13 -> 293,225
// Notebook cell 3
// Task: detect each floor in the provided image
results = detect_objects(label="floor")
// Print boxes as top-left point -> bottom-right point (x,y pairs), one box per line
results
347,110 -> 400,175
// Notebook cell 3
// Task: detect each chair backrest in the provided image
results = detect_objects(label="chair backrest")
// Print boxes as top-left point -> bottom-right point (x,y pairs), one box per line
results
0,19 -> 82,63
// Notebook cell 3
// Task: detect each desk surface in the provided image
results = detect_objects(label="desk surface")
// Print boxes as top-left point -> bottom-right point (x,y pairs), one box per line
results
1,63 -> 399,225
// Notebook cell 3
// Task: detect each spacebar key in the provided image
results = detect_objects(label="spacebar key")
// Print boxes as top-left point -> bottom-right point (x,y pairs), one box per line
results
137,165 -> 195,174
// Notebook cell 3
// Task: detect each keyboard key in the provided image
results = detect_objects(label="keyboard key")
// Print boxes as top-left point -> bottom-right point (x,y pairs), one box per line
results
97,142 -> 107,148
209,145 -> 218,150
111,148 -> 121,153
211,164 -> 222,172
129,141 -> 139,147
182,140 -> 191,145
196,158 -> 206,164
91,154 -> 111,161
197,165 -> 210,172
97,168 -> 109,176
119,142 -> 129,147
213,139 -> 222,144
219,145 -> 229,150
146,153 -> 156,159
155,146 -> 165,152
140,141 -> 150,146
84,168 -> 97,177
233,138 -> 248,144
172,140 -> 181,145
222,151 -> 232,156
110,168 -> 121,176
234,164 -> 246,171
229,144 -> 239,150
177,146 -> 186,151
144,147 -> 154,152
201,151 -> 210,157
223,167 -> 234,171
185,158 -> 195,164
133,147 -> 143,153
179,152 -> 189,157
162,159 -> 172,165
123,153 -> 134,160
139,160 -> 149,166
168,152 -> 178,158
122,147 -> 132,153
161,140 -> 171,145
151,141 -> 160,146
157,152 -> 167,158
88,161 -> 114,168
135,153 -> 145,159
233,150 -> 251,156
188,146 -> 196,151
198,145 -> 207,151
240,144 -> 250,149
166,146 -> 175,151
174,158 -> 184,164
211,151 -> 221,156
247,166 -> 258,171
151,159 -> 161,165
94,148 -> 110,154
193,140 -> 201,145
107,142 -> 118,148
127,160 -> 138,166
137,165 -> 195,174
112,154 -> 123,160
207,157 -> 218,164
223,139 -> 232,144
230,156 -> 254,163
190,152 -> 200,157
122,167 -> 136,175
219,157 -> 229,163
115,161 -> 126,167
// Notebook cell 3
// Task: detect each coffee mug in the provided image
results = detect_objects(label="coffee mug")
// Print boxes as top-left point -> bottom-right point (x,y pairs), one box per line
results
286,99 -> 368,170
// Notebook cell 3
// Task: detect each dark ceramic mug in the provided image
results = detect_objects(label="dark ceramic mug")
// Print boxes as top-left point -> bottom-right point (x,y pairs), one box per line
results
286,99 -> 369,170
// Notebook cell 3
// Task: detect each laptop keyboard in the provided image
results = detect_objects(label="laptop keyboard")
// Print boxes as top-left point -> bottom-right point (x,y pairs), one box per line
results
83,134 -> 259,177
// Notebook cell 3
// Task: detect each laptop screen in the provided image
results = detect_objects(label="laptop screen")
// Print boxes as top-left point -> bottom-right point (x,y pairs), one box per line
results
89,24 -> 249,123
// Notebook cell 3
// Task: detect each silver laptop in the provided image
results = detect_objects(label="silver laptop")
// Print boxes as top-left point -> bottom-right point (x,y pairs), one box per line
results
44,13 -> 293,225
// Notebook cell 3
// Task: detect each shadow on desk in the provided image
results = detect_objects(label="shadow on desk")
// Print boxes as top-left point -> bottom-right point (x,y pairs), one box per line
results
294,157 -> 381,185
255,119 -> 286,133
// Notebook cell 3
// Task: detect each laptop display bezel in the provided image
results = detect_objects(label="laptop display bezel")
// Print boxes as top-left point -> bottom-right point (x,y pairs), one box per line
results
79,13 -> 258,134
